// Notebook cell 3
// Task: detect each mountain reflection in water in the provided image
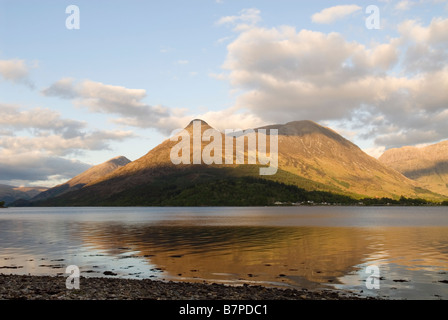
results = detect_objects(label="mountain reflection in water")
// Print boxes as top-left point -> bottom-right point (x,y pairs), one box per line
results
1,206 -> 447,299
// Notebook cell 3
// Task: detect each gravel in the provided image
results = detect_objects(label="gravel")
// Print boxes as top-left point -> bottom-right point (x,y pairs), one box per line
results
0,274 -> 376,300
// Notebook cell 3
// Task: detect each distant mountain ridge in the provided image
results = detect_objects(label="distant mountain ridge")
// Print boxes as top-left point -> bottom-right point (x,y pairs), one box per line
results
379,140 -> 448,196
0,184 -> 48,205
26,119 -> 443,207
31,156 -> 131,202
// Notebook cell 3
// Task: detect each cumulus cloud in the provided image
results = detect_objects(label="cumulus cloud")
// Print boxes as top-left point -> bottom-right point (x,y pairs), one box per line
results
42,79 -> 171,131
41,77 -> 77,99
40,69 -> 276,136
173,107 -> 264,132
0,150 -> 91,186
398,17 -> 448,45
40,78 -> 261,135
0,103 -> 134,185
311,5 -> 362,24
0,59 -> 34,87
224,27 -> 399,86
0,104 -> 86,138
143,105 -> 265,136
0,103 -> 134,151
0,131 -> 133,156
215,12 -> 448,150
398,18 -> 448,73
221,26 -> 400,121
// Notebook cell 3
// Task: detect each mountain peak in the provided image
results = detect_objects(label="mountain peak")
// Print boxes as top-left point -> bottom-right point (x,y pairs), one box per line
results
189,119 -> 209,125
107,156 -> 131,166
256,120 -> 324,134
184,119 -> 214,132
284,120 -> 324,132
255,120 -> 350,145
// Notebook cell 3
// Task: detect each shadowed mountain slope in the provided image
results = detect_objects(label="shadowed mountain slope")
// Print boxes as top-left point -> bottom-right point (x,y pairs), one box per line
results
0,185 -> 48,205
31,156 -> 131,202
379,141 -> 448,197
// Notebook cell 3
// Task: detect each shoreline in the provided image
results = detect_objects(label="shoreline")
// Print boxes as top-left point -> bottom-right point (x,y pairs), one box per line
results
4,204 -> 447,208
0,274 -> 377,300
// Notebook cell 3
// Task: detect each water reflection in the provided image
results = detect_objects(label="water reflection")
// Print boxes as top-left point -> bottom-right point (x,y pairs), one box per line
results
77,224 -> 448,297
1,207 -> 448,299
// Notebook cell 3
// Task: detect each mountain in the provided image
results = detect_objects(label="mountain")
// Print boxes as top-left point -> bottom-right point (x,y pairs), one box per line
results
379,141 -> 448,197
0,185 -> 48,205
31,156 -> 131,202
255,120 -> 433,199
31,119 -> 442,206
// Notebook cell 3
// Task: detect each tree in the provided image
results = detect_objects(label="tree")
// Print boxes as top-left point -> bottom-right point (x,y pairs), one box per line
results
0,201 -> 5,207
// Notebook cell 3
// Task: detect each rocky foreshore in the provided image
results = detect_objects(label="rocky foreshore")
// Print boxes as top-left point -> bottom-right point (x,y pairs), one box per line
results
0,274 -> 376,300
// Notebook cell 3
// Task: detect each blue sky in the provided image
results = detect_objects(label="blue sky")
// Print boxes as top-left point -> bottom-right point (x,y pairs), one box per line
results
1,0 -> 447,187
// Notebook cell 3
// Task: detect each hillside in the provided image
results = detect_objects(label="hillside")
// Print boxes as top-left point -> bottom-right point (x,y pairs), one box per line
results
31,156 -> 131,202
31,120 -> 442,206
0,185 -> 48,206
379,141 -> 448,197
256,121 -> 430,199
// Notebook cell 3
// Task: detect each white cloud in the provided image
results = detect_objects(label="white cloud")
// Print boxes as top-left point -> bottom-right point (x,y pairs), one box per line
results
0,59 -> 34,87
215,14 -> 448,150
0,128 -> 133,186
0,150 -> 91,187
42,79 -> 171,131
0,102 -> 135,186
216,8 -> 261,31
38,13 -> 448,152
311,5 -> 362,24
192,108 -> 264,131
224,27 -> 399,87
41,77 -> 77,98
41,78 -> 262,135
216,36 -> 233,45
0,131 -> 133,156
398,18 -> 448,73
0,103 -> 135,149
398,17 -> 448,45
0,103 -> 86,138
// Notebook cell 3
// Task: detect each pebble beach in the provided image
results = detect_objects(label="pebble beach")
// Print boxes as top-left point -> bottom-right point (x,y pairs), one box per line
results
0,274 -> 374,300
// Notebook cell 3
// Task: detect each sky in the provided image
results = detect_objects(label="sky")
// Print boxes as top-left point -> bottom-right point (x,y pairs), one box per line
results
0,0 -> 447,187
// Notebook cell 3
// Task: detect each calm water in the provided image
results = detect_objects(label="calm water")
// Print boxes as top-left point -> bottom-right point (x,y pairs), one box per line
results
1,206 -> 447,300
